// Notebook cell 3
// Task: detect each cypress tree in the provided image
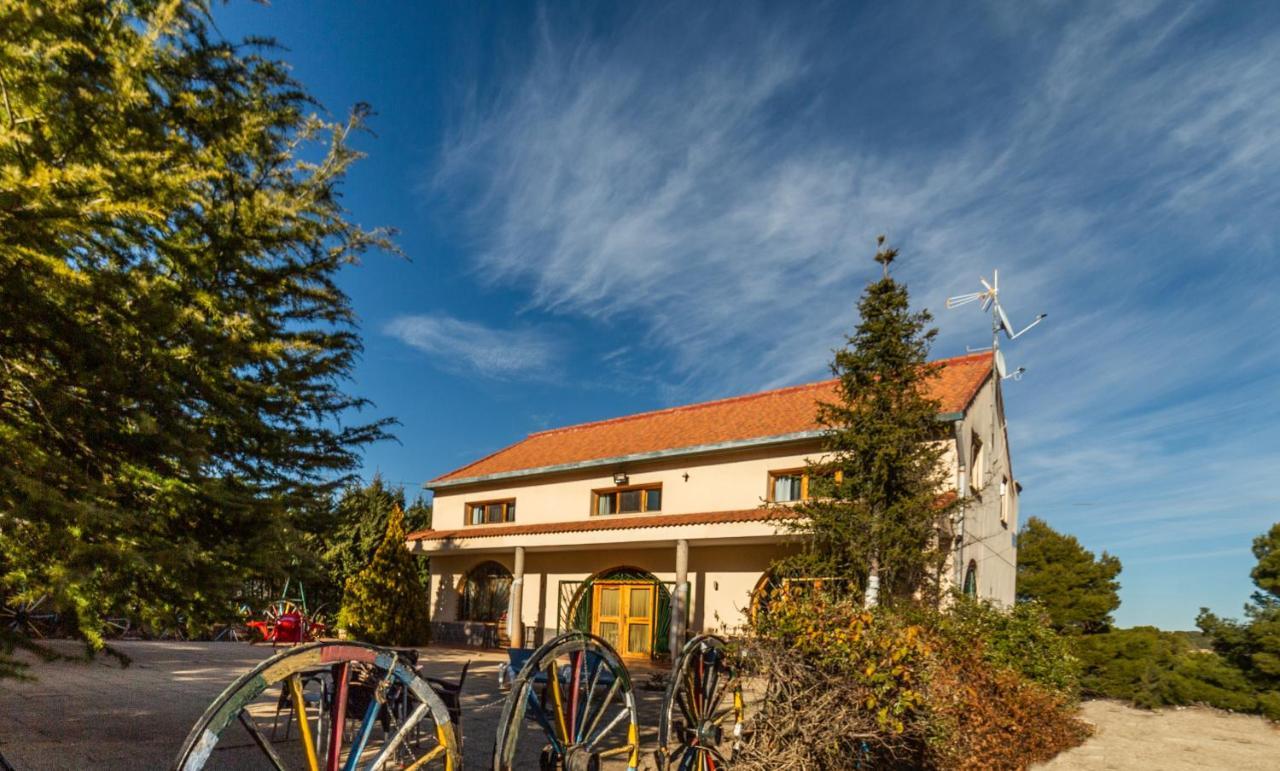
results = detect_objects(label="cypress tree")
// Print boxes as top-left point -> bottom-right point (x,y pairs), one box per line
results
777,237 -> 954,605
1016,517 -> 1122,633
338,506 -> 432,646
0,0 -> 393,664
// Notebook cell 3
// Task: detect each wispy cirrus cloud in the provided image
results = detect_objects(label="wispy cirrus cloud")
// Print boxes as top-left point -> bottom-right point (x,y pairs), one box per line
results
432,0 -> 1280,625
383,314 -> 560,378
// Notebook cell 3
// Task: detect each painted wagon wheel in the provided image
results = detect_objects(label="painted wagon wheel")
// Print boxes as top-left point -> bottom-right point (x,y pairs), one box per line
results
173,641 -> 460,771
655,635 -> 744,771
492,631 -> 640,771
0,593 -> 60,639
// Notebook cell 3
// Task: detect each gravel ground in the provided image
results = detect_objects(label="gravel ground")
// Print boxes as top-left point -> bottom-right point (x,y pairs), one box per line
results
4,643 -> 1278,769
1035,699 -> 1280,770
0,640 -> 671,770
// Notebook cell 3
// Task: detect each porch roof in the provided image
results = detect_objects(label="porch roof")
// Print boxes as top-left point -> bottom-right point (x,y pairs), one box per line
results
406,507 -> 796,543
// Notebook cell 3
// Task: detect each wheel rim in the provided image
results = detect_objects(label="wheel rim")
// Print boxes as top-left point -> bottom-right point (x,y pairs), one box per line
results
173,641 -> 459,771
0,594 -> 59,639
656,635 -> 744,771
492,631 -> 640,771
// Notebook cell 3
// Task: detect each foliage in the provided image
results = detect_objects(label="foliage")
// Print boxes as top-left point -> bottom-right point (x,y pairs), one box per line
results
1075,627 -> 1270,715
0,0 -> 392,669
338,506 -> 431,646
1195,521 -> 1280,718
318,477 -> 430,603
1016,517 -> 1122,634
936,596 -> 1081,695
740,590 -> 1089,769
776,238 -> 954,605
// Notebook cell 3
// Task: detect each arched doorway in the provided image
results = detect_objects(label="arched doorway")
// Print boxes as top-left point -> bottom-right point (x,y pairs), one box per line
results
564,567 -> 673,659
459,561 -> 512,623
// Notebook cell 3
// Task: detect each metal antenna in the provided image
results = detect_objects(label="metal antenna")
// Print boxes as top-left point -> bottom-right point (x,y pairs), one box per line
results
945,269 -> 1046,380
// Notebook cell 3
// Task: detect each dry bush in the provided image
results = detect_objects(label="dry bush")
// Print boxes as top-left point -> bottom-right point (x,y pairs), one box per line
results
735,590 -> 1091,769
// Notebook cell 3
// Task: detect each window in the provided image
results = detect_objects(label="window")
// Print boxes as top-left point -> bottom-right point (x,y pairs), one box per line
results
969,432 -> 984,492
768,469 -> 841,502
460,561 -> 512,622
593,484 -> 662,515
1000,476 -> 1010,527
768,470 -> 807,502
466,499 -> 516,525
963,560 -> 978,598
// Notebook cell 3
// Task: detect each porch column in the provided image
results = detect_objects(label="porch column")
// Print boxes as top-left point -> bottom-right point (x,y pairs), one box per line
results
671,539 -> 689,654
509,546 -> 525,649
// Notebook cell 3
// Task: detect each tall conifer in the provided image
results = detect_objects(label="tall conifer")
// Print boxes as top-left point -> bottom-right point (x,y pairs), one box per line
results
778,238 -> 954,605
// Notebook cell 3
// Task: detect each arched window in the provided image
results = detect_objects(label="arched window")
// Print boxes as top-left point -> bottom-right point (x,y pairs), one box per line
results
963,559 -> 978,598
460,561 -> 512,622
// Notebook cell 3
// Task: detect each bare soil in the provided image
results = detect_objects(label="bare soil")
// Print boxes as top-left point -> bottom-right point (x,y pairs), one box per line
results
1036,699 -> 1280,770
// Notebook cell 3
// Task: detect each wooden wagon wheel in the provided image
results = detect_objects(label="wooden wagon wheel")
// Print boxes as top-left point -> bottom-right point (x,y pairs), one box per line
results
492,631 -> 640,771
173,641 -> 460,771
0,593 -> 60,639
655,635 -> 744,770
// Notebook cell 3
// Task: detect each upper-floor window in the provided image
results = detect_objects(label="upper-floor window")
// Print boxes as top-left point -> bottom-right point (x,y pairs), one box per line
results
466,498 -> 516,525
593,484 -> 661,515
768,468 -> 841,502
969,432 -> 984,491
768,470 -> 807,502
1000,476 -> 1011,527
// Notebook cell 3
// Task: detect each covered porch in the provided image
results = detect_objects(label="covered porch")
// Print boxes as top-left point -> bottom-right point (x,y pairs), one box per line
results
409,512 -> 797,660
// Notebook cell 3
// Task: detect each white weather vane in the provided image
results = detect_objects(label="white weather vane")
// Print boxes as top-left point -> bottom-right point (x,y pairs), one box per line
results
945,270 -> 1046,380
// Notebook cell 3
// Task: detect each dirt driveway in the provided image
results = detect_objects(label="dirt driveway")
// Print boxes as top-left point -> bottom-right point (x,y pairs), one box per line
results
3,642 -> 1278,769
1036,699 -> 1280,770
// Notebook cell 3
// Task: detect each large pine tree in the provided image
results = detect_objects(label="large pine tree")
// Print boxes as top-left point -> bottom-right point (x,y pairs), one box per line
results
1016,517 -> 1122,633
778,238 -> 954,605
0,0 -> 392,661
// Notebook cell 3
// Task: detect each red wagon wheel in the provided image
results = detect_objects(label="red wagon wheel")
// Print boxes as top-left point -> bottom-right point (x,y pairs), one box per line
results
656,635 -> 745,770
173,641 -> 459,770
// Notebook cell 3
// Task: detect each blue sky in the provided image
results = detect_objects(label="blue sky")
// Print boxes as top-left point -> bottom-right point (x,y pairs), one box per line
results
214,1 -> 1279,630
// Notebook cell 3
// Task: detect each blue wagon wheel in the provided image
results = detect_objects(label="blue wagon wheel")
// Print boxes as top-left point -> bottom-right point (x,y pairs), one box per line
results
173,641 -> 459,771
0,593 -> 60,639
656,635 -> 744,771
492,631 -> 640,771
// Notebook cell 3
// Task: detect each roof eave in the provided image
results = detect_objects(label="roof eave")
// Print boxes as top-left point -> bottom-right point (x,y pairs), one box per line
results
427,430 -> 826,491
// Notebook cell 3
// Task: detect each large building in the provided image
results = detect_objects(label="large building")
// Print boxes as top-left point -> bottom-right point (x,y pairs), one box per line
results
408,351 -> 1017,659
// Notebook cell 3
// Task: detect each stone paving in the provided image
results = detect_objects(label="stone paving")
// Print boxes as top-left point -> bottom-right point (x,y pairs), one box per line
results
0,640 -> 672,770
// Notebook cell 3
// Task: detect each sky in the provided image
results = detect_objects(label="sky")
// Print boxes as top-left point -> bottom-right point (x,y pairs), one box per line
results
213,0 -> 1280,630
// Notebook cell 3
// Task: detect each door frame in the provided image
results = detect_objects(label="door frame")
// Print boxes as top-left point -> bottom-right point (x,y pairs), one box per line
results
591,579 -> 657,659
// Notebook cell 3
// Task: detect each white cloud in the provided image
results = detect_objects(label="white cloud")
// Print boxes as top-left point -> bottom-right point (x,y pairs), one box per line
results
432,0 -> 1280,622
383,314 -> 560,378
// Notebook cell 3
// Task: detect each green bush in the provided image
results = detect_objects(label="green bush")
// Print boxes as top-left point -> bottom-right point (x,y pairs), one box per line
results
1076,627 -> 1266,713
337,506 -> 431,646
938,597 -> 1082,696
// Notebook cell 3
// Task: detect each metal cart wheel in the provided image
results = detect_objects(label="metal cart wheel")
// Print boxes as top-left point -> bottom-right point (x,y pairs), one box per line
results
492,631 -> 640,771
655,635 -> 744,770
173,641 -> 460,771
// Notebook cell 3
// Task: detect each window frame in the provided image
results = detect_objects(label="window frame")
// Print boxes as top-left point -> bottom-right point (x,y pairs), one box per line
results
591,483 -> 663,516
969,432 -> 984,493
766,469 -> 809,503
999,476 -> 1010,528
464,498 -> 517,526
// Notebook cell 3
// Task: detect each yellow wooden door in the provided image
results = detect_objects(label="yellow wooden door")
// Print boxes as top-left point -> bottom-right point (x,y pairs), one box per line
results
593,582 -> 654,658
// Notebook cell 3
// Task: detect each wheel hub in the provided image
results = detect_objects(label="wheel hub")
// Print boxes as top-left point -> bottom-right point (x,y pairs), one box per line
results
562,745 -> 601,771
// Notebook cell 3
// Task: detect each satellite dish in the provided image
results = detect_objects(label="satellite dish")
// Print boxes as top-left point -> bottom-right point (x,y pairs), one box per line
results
995,349 -> 1008,379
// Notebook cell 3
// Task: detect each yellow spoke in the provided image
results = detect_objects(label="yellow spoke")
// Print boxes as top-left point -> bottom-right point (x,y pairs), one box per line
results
287,674 -> 320,771
403,742 -> 447,770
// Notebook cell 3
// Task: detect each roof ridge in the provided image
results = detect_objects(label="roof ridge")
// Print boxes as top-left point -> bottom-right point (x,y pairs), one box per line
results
525,351 -> 989,439
525,377 -> 836,439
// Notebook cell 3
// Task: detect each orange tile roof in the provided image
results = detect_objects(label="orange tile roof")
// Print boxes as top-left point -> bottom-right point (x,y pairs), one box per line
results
431,352 -> 992,485
406,508 -> 797,542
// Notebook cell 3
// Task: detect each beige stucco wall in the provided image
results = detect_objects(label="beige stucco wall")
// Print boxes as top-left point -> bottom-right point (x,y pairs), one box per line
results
428,541 -> 798,646
949,376 -> 1018,606
431,441 -> 824,531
